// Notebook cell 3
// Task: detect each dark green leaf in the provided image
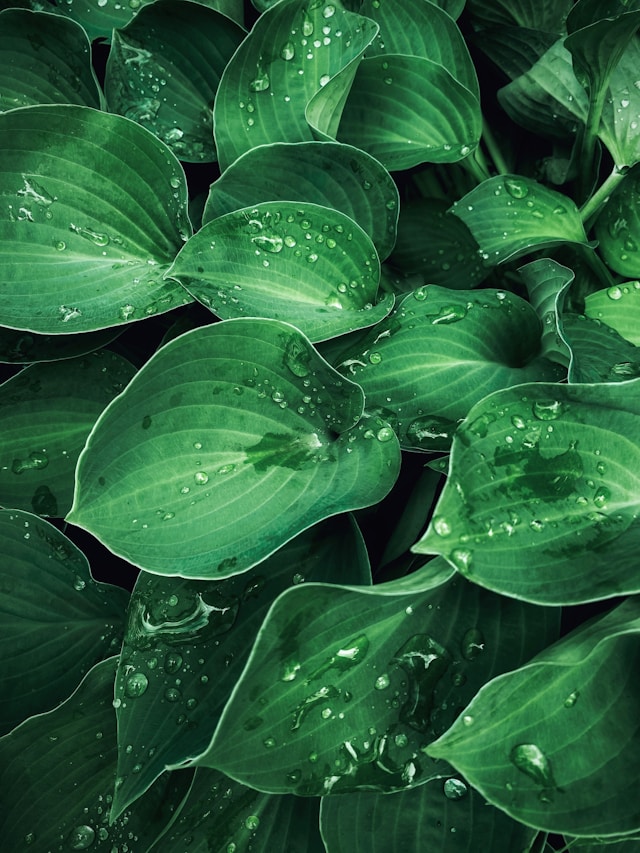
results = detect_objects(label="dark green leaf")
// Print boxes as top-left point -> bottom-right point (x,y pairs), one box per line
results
0,105 -> 192,333
414,379 -> 640,604
563,313 -> 640,383
0,327 -> 119,365
169,201 -> 393,342
68,319 -> 400,578
465,0 -> 572,31
594,166 -> 640,278
0,351 -> 135,516
0,9 -> 100,112
0,510 -> 128,735
474,26 -> 560,81
427,598 -> 640,836
203,141 -> 399,261
105,0 -> 245,163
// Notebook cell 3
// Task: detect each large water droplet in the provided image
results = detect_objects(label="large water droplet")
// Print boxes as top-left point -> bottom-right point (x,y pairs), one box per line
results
461,627 -> 484,660
281,41 -> 295,60
69,825 -> 96,849
252,234 -> 283,253
510,743 -> 561,797
532,399 -> 564,421
431,304 -> 467,325
249,68 -> 270,92
124,671 -> 149,698
12,449 -> 48,474
392,634 -> 452,730
443,778 -> 468,800
504,178 -> 529,199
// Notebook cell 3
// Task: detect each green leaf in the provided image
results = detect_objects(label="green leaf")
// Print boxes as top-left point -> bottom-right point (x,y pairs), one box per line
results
594,166 -> 640,278
474,26 -> 560,81
68,319 -> 401,579
0,658 -> 194,851
563,313 -> 640,383
450,175 -> 589,265
150,767 -> 325,853
105,0 -> 245,163
518,258 -> 573,369
169,201 -> 393,342
596,37 -> 640,169
427,597 -> 640,836
0,351 -> 135,517
334,54 -> 482,170
199,575 -> 558,794
465,0 -> 572,31
329,285 -> 564,451
203,141 -> 399,262
320,775 -> 539,853
0,510 -> 128,735
0,327 -> 119,364
413,379 -> 640,605
213,0 -> 378,169
0,9 -> 100,112
111,516 -> 370,817
584,282 -> 640,346
0,105 -> 192,334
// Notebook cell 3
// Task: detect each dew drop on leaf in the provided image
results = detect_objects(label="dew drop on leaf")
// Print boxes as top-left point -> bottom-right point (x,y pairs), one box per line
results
124,672 -> 149,698
69,825 -> 96,849
504,178 -> 529,199
443,778 -> 468,800
510,743 -> 560,796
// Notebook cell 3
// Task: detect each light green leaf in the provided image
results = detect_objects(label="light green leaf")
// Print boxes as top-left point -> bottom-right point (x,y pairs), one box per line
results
213,0 -> 378,169
68,319 -> 400,579
169,201 -> 393,342
584,282 -> 640,346
105,0 -> 245,163
0,327 -> 119,364
563,313 -> 640,383
594,166 -> 640,278
0,658 -> 194,851
0,105 -> 192,334
450,175 -> 589,264
200,575 -> 558,794
150,767 -> 325,853
427,598 -> 640,836
0,9 -> 100,112
518,258 -> 573,368
0,350 -> 135,517
329,285 -> 564,451
0,510 -> 128,735
320,775 -> 539,853
413,379 -> 640,605
334,54 -> 481,170
111,516 -> 370,817
203,141 -> 399,261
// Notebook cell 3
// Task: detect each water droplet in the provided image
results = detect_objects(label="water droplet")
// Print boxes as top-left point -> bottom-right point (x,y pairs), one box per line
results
263,736 -> 277,748
12,449 -> 49,474
443,778 -> 468,800
302,14 -> 314,36
73,576 -> 86,591
530,519 -> 544,532
462,714 -> 474,726
532,399 -> 564,421
194,471 -> 209,485
431,304 -> 467,325
504,178 -> 529,199
374,673 -> 390,690
323,3 -> 335,17
124,671 -> 149,698
281,41 -> 295,60
69,223 -> 109,247
54,240 -> 66,251
69,825 -> 96,849
376,426 -> 395,442
252,234 -> 283,253
433,516 -> 452,537
510,743 -> 560,796
563,690 -> 579,708
164,652 -> 183,674
607,285 -> 623,300
368,351 -> 382,364
450,548 -> 472,574
119,304 -> 135,321
249,68 -> 270,92
164,687 -> 181,702
245,815 -> 260,830
593,486 -> 611,508
319,74 -> 331,87
461,627 -> 484,660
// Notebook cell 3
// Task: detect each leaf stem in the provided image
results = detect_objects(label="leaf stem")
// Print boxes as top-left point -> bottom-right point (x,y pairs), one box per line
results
577,84 -> 608,200
579,166 -> 626,226
481,118 -> 509,175
460,146 -> 490,185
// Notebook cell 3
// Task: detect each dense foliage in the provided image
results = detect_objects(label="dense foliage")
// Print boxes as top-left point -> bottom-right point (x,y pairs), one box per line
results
1,0 -> 640,850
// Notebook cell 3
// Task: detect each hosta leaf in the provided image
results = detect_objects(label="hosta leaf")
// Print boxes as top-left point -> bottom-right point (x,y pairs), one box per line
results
0,105 -> 192,334
0,327 -> 119,364
518,258 -> 572,368
387,198 -> 486,289
0,9 -> 100,112
584,282 -> 640,346
474,26 -> 559,81
596,37 -> 640,169
169,201 -> 393,342
450,175 -> 589,264
203,141 -> 399,261
334,54 -> 481,170
111,516 -> 370,817
427,598 -> 640,836
0,510 -> 128,735
150,767 -> 324,853
320,775 -> 539,853
594,166 -> 640,278
563,313 -> 640,383
0,350 -> 135,517
200,575 -> 558,794
105,0 -> 245,163
0,658 -> 194,851
68,319 -> 400,578
329,285 -> 564,451
213,0 -> 378,169
465,0 -> 572,31
413,379 -> 640,605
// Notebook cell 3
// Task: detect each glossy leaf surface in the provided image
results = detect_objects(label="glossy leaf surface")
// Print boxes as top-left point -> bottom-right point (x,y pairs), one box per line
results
563,313 -> 640,383
584,282 -> 640,346
594,166 -> 640,278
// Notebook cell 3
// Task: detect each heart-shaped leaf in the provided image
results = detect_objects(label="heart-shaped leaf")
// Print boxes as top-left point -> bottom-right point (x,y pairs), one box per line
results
450,175 -> 589,264
199,576 -> 558,795
203,141 -> 399,261
0,350 -> 135,517
111,515 -> 371,817
427,598 -> 640,836
0,510 -> 128,735
584,281 -> 640,346
594,166 -> 640,278
0,9 -> 100,112
68,319 -> 400,579
169,201 -> 393,342
413,379 -> 640,605
0,105 -> 192,333
105,0 -> 245,163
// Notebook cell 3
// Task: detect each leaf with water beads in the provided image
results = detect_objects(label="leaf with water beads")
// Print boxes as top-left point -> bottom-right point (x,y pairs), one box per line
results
110,515 -> 370,818
68,319 -> 400,579
518,258 -> 572,370
562,313 -> 640,383
427,597 -> 640,836
594,164 -> 640,278
413,378 -> 640,605
169,201 -> 393,342
449,175 -> 589,265
199,575 -> 557,796
0,105 -> 192,334
105,0 -> 245,163
584,282 -> 640,347
0,9 -> 101,112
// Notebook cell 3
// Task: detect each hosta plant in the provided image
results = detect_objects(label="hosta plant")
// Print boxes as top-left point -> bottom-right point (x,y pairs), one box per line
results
2,0 -> 640,851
